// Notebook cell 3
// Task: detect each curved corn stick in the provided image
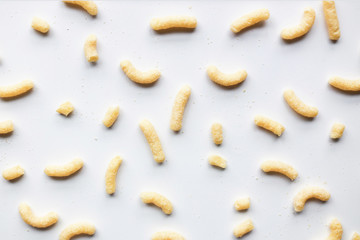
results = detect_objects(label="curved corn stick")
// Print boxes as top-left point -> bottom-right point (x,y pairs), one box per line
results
18,202 -> 58,228
105,156 -> 122,194
120,60 -> 160,84
293,186 -> 330,212
152,231 -> 185,240
281,7 -> 315,40
59,222 -> 96,240
233,218 -> 254,238
0,120 -> 14,134
207,66 -> 247,87
57,101 -> 74,116
211,122 -> 223,145
63,1 -> 98,16
234,197 -> 250,211
323,1 -> 340,40
283,89 -> 318,118
84,34 -> 98,62
44,158 -> 83,177
31,17 -> 50,33
139,119 -> 165,163
140,192 -> 173,214
329,76 -> 360,92
208,155 -> 226,169
327,218 -> 343,240
102,105 -> 119,128
330,122 -> 345,139
2,165 -> 24,180
261,160 -> 298,180
170,85 -> 191,131
254,115 -> 285,136
150,16 -> 197,30
0,80 -> 34,98
231,8 -> 270,33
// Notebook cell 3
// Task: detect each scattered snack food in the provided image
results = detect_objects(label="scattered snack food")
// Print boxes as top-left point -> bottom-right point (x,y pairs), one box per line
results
208,154 -> 227,169
105,155 -> 122,194
0,80 -> 34,98
207,65 -> 247,87
57,101 -> 74,116
211,122 -> 223,145
139,119 -> 165,163
283,89 -> 318,118
254,115 -> 285,136
328,76 -> 360,92
31,17 -> 50,33
261,160 -> 298,181
84,34 -> 98,62
59,222 -> 96,240
2,165 -> 24,180
44,158 -> 84,177
330,122 -> 345,139
231,8 -> 270,33
140,191 -> 173,215
323,1 -> 340,40
327,218 -> 343,240
170,85 -> 191,131
233,218 -> 254,238
281,7 -> 315,40
234,197 -> 250,211
150,16 -> 197,30
120,60 -> 160,84
63,1 -> 98,16
152,231 -> 185,240
18,202 -> 58,228
102,105 -> 119,128
0,120 -> 14,134
293,186 -> 330,212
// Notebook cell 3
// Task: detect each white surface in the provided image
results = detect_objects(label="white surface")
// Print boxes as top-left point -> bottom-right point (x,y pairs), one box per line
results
0,1 -> 359,239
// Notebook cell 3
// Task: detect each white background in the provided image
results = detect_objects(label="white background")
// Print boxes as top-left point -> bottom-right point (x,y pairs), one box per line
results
0,1 -> 359,239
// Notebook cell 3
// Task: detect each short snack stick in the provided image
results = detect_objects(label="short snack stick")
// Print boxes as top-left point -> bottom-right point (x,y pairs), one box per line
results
234,197 -> 250,211
330,122 -> 345,139
327,218 -> 343,240
261,160 -> 298,180
2,165 -> 24,180
170,85 -> 191,131
31,17 -> 50,33
139,119 -> 165,163
283,89 -> 318,118
84,34 -> 98,62
0,80 -> 34,98
207,65 -> 247,87
59,222 -> 96,240
151,16 -> 197,30
281,7 -> 315,40
105,156 -> 122,194
233,218 -> 254,238
102,105 -> 119,128
254,115 -> 285,136
231,9 -> 270,33
44,158 -> 83,177
293,186 -> 330,212
57,101 -> 74,116
208,155 -> 226,169
323,1 -> 340,40
63,1 -> 98,16
152,231 -> 185,240
329,77 -> 360,92
120,60 -> 160,84
19,202 -> 58,228
0,120 -> 14,134
140,192 -> 173,214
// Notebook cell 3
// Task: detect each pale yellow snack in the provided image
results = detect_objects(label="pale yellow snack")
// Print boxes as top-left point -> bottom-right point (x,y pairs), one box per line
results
234,197 -> 250,211
84,34 -> 98,62
352,232 -> 360,240
0,120 -> 14,134
170,85 -> 191,131
139,119 -> 165,163
102,105 -> 119,128
208,155 -> 226,169
231,8 -> 270,33
211,122 -> 223,145
293,186 -> 330,212
281,7 -> 315,40
140,192 -> 173,215
207,66 -> 247,87
254,115 -> 285,136
233,218 -> 254,238
59,222 -> 96,240
152,231 -> 185,240
0,80 -> 34,98
57,101 -> 74,116
18,202 -> 58,228
120,60 -> 160,84
31,17 -> 50,33
330,122 -> 345,139
261,160 -> 298,181
105,155 -> 122,194
327,218 -> 343,240
329,76 -> 360,92
283,89 -> 318,118
63,1 -> 98,16
150,16 -> 197,30
323,1 -> 340,40
44,158 -> 83,177
2,165 -> 24,180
